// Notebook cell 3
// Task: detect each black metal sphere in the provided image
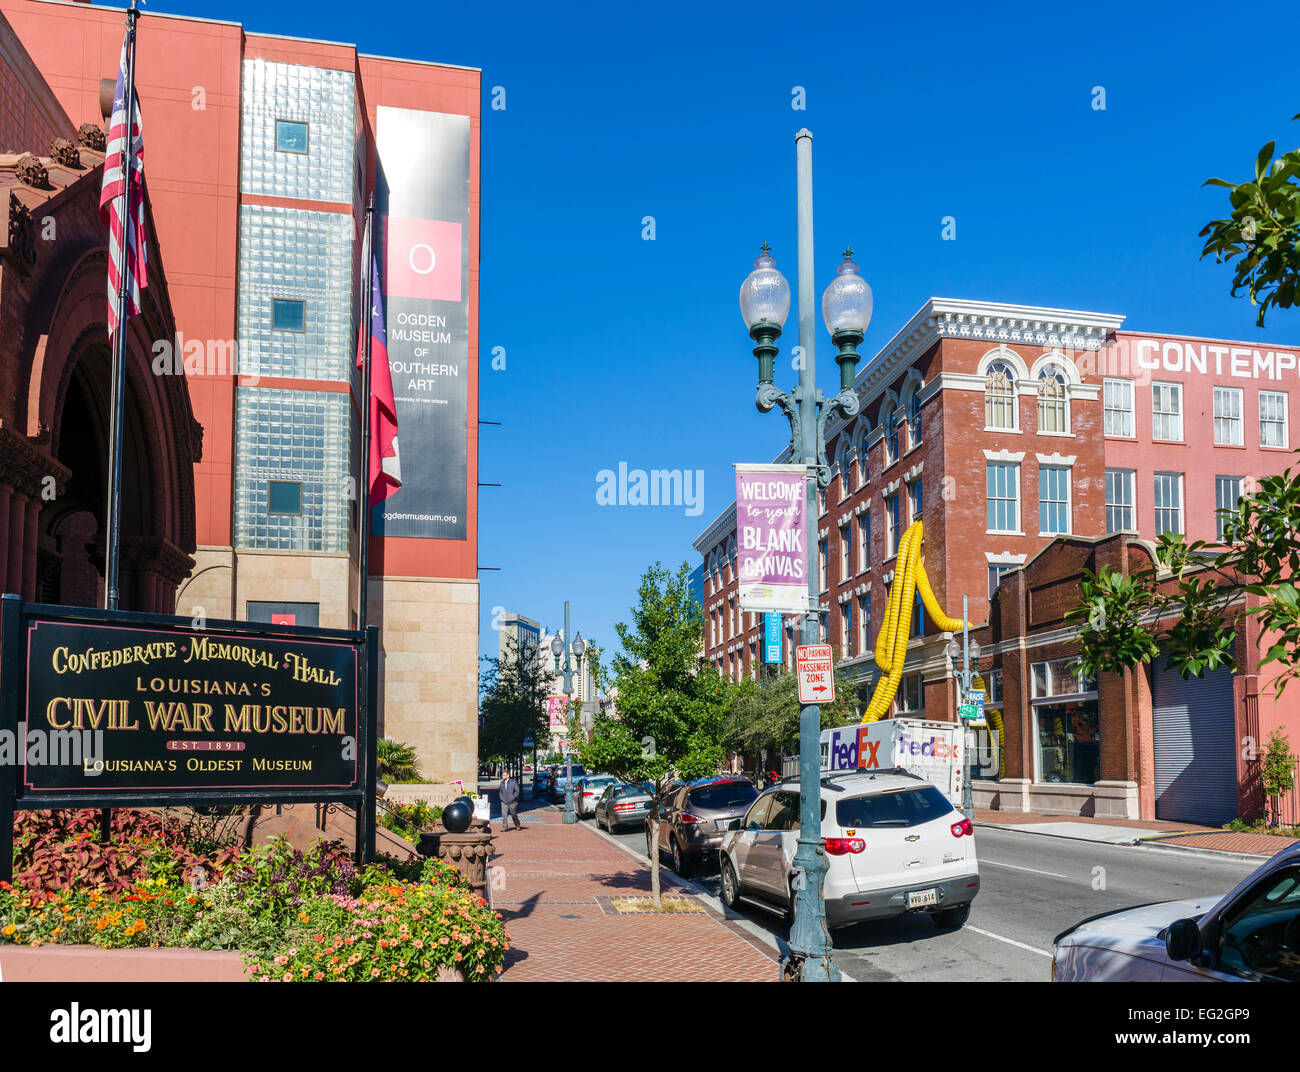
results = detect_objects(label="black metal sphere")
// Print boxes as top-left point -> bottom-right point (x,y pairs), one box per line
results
442,799 -> 472,833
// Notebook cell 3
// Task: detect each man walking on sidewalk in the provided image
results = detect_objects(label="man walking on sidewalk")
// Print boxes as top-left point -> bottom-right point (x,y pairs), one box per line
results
499,772 -> 522,832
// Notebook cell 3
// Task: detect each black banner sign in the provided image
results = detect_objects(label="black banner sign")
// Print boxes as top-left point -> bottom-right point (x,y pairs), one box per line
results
19,616 -> 360,794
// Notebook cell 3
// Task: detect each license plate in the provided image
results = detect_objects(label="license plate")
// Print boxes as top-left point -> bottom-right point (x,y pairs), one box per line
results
715,819 -> 733,831
907,888 -> 938,908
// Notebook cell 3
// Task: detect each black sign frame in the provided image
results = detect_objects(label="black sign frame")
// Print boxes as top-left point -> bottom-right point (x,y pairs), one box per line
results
0,595 -> 379,881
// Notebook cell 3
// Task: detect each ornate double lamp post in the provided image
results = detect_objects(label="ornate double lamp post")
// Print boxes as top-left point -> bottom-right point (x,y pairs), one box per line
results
550,605 -> 585,824
738,129 -> 874,982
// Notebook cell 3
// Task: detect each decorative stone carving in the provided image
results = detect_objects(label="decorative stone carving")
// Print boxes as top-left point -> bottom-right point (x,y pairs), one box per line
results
14,153 -> 48,188
77,123 -> 106,152
7,193 -> 35,267
50,138 -> 82,169
417,826 -> 496,893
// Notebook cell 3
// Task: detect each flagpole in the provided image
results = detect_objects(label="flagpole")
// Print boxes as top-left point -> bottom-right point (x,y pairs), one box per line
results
359,194 -> 375,633
105,0 -> 141,613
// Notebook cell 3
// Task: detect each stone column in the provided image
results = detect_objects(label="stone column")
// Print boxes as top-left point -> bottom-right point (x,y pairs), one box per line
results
0,486 -> 11,596
7,492 -> 27,596
22,497 -> 40,600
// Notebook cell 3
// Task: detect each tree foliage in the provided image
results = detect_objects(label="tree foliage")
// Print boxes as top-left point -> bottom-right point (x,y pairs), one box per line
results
478,634 -> 557,764
722,657 -> 859,763
1199,116 -> 1300,326
1067,454 -> 1300,696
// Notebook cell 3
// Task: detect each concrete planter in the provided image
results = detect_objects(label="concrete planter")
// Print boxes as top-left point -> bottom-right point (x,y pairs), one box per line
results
0,944 -> 249,982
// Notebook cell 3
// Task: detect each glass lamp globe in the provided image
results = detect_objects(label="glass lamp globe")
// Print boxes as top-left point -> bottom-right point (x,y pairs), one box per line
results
571,632 -> 586,658
550,635 -> 564,658
739,246 -> 791,331
946,638 -> 961,666
821,251 -> 873,336
969,639 -> 982,665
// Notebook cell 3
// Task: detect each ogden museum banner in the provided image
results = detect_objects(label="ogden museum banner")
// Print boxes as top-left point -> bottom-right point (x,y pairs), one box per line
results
21,617 -> 360,793
735,463 -> 808,614
374,106 -> 472,540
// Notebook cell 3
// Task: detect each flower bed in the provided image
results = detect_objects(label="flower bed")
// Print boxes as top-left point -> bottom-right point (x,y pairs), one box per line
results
2,810 -> 508,981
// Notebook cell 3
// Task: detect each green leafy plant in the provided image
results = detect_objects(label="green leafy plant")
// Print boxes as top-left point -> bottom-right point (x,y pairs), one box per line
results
1261,729 -> 1298,825
377,738 -> 423,783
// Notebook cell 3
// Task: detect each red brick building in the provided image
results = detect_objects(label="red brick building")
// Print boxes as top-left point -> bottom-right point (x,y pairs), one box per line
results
0,0 -> 482,784
695,298 -> 1300,824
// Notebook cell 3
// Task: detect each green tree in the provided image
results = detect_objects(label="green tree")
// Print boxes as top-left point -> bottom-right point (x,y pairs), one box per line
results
1261,729 -> 1297,826
478,634 -> 557,774
575,562 -> 735,905
1067,454 -> 1300,701
1199,116 -> 1300,326
723,656 -> 859,770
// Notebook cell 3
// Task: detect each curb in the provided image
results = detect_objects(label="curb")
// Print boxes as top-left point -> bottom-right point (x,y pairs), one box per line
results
977,821 -> 1270,864
579,817 -> 858,983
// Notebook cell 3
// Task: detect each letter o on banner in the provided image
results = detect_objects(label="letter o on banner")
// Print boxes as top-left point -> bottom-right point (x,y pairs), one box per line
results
408,243 -> 437,275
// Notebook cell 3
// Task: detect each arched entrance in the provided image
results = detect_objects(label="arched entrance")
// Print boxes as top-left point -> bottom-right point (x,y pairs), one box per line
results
1,135 -> 199,611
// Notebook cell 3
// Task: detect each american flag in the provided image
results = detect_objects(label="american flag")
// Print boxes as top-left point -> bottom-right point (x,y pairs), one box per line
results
99,31 -> 147,337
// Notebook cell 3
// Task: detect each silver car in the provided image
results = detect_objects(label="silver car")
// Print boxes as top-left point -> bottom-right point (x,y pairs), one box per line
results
574,774 -> 618,818
594,782 -> 652,831
1053,841 -> 1300,981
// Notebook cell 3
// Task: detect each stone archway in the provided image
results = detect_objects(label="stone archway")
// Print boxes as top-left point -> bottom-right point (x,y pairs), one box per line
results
1,138 -> 200,611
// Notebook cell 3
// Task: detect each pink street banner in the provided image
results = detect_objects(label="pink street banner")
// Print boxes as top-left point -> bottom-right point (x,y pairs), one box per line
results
735,462 -> 808,613
547,696 -> 569,729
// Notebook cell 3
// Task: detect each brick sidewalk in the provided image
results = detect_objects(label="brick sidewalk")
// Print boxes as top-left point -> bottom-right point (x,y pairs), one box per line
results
487,799 -> 780,982
976,809 -> 1297,857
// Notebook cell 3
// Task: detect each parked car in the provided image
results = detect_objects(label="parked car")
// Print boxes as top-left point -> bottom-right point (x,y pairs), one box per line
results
549,763 -> 587,804
595,782 -> 653,831
574,774 -> 618,817
1053,841 -> 1300,981
534,768 -> 553,798
718,770 -> 980,930
649,776 -> 759,877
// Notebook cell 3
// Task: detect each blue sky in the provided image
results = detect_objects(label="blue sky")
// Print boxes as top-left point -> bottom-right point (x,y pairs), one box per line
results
161,0 -> 1299,669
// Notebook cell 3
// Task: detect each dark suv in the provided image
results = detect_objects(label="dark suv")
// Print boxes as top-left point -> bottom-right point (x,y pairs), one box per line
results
648,776 -> 759,877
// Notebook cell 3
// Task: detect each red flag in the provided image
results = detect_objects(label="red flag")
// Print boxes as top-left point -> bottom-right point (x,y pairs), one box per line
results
100,32 -> 147,336
359,244 -> 402,507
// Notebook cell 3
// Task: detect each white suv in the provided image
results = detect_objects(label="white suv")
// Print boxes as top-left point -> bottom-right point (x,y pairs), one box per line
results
717,770 -> 980,929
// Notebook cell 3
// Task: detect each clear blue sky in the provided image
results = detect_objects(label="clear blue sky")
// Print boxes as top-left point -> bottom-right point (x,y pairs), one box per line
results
160,0 -> 1299,668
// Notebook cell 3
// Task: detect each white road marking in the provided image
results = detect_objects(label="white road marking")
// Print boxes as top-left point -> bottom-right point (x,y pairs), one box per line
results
982,859 -> 1068,879
967,925 -> 1054,958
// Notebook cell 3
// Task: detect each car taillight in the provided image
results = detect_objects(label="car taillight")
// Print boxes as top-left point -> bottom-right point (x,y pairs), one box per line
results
614,802 -> 636,811
823,837 -> 866,855
951,818 -> 973,838
679,812 -> 705,824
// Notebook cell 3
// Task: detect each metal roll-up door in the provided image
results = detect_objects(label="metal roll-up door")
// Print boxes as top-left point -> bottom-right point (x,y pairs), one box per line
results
1152,664 -> 1238,825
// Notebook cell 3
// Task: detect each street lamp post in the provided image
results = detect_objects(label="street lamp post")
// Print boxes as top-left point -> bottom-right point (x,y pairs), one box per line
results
551,603 -> 585,824
739,128 -> 872,983
947,617 -> 982,822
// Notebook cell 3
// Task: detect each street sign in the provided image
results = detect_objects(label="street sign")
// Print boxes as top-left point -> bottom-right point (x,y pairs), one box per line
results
795,643 -> 834,704
763,613 -> 782,663
960,689 -> 986,726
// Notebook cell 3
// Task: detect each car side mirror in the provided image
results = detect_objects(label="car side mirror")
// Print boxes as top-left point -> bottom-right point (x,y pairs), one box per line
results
728,817 -> 742,831
1165,918 -> 1201,962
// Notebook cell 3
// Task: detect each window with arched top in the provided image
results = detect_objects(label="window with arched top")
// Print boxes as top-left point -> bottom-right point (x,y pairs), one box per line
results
985,360 -> 1017,430
858,432 -> 871,488
1037,363 -> 1069,434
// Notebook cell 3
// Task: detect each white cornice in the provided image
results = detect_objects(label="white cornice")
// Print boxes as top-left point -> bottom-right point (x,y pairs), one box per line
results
1036,452 -> 1077,466
983,448 -> 1025,463
692,500 -> 737,554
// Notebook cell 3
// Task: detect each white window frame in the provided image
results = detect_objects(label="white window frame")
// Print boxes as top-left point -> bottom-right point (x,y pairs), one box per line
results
818,538 -> 828,593
1038,465 -> 1072,536
1104,468 -> 1136,532
1152,381 -> 1183,442
1103,377 -> 1135,437
857,512 -> 870,572
1036,364 -> 1070,435
1213,386 -> 1244,446
986,461 -> 1021,535
893,673 -> 925,717
840,523 -> 851,579
885,493 -> 901,557
1215,475 -> 1244,542
985,360 -> 1019,431
840,598 -> 852,652
1153,471 -> 1184,536
858,593 -> 871,653
1260,389 -> 1289,448
988,563 -> 1012,600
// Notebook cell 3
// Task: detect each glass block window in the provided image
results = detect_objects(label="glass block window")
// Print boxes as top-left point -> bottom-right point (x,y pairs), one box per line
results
234,387 -> 351,552
241,60 -> 356,203
1153,382 -> 1183,441
986,462 -> 1019,533
985,361 -> 1017,430
1104,378 -> 1133,436
275,119 -> 309,154
1260,390 -> 1289,447
1105,468 -> 1135,532
237,204 -> 355,381
1039,465 -> 1071,535
1037,364 -> 1069,433
1213,386 -> 1244,446
1215,475 -> 1244,541
1154,471 -> 1184,536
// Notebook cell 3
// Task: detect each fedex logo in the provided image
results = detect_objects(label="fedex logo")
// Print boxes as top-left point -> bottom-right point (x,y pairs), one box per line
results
897,734 -> 958,761
825,727 -> 883,771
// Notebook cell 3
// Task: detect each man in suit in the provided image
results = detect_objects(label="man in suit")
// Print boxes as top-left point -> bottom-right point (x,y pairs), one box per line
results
499,772 -> 522,832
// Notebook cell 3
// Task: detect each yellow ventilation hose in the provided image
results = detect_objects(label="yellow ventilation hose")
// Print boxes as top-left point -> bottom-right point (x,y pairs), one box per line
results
862,520 -> 967,722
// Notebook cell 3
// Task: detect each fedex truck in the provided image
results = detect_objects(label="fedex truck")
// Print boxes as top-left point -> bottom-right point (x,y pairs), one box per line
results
819,720 -> 964,805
